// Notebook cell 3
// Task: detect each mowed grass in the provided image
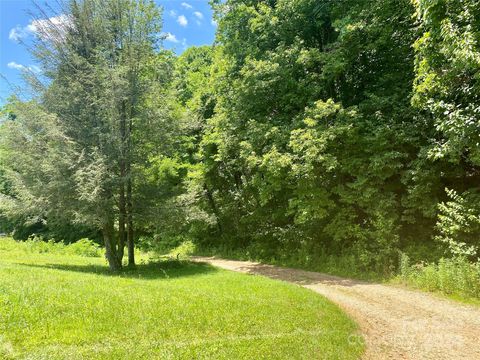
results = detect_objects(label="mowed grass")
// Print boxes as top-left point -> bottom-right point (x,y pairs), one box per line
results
0,238 -> 363,359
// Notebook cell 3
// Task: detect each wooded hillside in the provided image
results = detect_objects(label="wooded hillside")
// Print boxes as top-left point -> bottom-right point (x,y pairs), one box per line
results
1,0 -> 479,275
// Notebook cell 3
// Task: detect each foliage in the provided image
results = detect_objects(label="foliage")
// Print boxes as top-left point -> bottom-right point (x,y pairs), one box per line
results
409,0 -> 480,266
1,0 -> 479,277
171,0 -> 480,277
178,0 -> 421,273
167,240 -> 196,260
436,189 -> 480,257
412,0 -> 480,165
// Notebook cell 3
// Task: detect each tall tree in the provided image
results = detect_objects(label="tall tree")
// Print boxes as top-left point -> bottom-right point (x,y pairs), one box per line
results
192,0 -> 420,271
412,0 -> 480,256
0,0 -> 164,270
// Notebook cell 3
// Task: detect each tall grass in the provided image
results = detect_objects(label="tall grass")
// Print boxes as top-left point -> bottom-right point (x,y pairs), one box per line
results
397,253 -> 480,300
0,237 -> 102,257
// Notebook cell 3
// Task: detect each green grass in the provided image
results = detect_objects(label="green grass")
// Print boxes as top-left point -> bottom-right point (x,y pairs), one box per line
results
0,238 -> 363,359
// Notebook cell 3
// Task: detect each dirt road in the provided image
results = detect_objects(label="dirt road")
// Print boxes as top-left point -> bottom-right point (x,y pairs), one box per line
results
193,257 -> 480,359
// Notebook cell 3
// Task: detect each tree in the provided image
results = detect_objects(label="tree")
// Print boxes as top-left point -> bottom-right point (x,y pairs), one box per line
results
0,0 -> 164,270
412,0 -> 480,256
188,0 -> 421,272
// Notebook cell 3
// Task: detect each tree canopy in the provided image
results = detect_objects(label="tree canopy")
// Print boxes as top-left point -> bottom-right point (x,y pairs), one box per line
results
1,0 -> 479,272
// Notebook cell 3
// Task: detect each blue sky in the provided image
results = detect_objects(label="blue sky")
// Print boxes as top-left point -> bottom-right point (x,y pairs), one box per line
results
0,0 -> 217,104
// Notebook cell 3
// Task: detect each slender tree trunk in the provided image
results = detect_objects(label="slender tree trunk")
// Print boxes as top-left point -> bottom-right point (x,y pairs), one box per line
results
118,183 -> 126,260
126,111 -> 135,267
126,175 -> 135,267
103,220 -> 122,271
118,101 -> 127,260
204,184 -> 223,234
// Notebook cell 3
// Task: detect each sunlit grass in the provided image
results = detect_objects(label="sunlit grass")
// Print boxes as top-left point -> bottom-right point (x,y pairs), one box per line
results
0,238 -> 363,359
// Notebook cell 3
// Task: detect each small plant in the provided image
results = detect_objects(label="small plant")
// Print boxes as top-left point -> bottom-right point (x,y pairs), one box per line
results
399,252 -> 411,280
24,235 -> 65,254
436,189 -> 480,258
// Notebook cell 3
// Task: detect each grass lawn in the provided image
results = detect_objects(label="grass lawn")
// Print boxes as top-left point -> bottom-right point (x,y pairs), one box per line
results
0,238 -> 363,359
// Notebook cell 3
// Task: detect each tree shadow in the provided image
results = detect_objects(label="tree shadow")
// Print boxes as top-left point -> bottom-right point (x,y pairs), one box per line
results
237,263 -> 364,287
192,257 -> 364,287
15,259 -> 219,280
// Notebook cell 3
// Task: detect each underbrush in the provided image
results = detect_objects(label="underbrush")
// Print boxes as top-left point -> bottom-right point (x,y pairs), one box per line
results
0,236 -> 102,257
139,235 -> 197,261
396,254 -> 480,301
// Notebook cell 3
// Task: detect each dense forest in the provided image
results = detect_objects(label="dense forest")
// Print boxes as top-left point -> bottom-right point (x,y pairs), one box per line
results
0,0 -> 479,275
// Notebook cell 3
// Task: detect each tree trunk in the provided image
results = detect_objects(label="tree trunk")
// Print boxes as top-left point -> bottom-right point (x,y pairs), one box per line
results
126,179 -> 135,267
118,100 -> 127,260
204,184 -> 223,234
118,183 -> 126,260
126,110 -> 135,267
103,220 -> 122,271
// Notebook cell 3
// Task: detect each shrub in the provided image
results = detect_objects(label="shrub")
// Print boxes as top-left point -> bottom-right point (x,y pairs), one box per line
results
168,240 -> 196,260
24,235 -> 64,253
66,238 -> 102,257
141,234 -> 194,256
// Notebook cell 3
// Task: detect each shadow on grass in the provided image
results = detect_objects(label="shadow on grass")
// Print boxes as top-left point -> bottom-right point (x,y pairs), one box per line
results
16,259 -> 219,280
192,256 -> 365,287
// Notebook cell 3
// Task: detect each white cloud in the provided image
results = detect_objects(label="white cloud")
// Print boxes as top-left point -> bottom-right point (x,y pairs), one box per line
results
8,15 -> 72,42
30,65 -> 41,73
163,32 -> 179,43
9,26 -> 31,41
182,38 -> 187,50
194,11 -> 204,20
181,2 -> 193,9
7,62 -> 25,70
7,62 -> 41,73
177,15 -> 188,27
30,14 -> 72,40
211,19 -> 218,27
169,10 -> 177,17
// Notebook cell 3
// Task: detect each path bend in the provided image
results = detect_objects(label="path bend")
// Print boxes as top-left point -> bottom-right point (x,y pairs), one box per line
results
192,256 -> 480,360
